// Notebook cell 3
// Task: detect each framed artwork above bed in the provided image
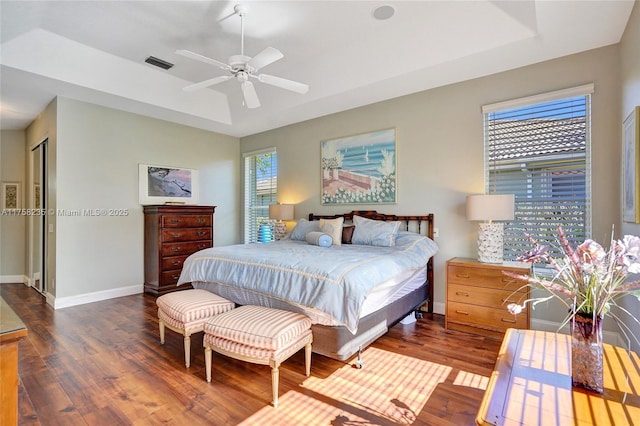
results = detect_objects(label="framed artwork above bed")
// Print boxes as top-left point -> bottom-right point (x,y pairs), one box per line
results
321,128 -> 397,205
138,164 -> 199,205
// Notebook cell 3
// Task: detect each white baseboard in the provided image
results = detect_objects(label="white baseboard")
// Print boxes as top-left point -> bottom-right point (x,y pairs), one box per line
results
0,275 -> 29,284
45,291 -> 55,307
531,317 -> 624,347
433,301 -> 445,315
51,284 -> 143,310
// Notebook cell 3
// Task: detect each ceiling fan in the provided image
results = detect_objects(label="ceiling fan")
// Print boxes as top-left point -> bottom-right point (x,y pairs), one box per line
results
176,4 -> 309,108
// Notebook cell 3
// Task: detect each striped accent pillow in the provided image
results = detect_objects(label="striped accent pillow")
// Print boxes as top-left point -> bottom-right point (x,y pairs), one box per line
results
156,289 -> 234,324
204,305 -> 312,351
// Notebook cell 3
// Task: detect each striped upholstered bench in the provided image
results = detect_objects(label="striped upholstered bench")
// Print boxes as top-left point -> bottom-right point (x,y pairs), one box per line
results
203,305 -> 313,407
156,289 -> 234,367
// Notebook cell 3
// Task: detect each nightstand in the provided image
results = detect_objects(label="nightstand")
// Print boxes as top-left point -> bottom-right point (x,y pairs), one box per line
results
445,257 -> 530,339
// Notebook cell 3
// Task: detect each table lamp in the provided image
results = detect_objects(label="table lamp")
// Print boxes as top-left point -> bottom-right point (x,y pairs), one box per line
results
466,194 -> 514,263
269,203 -> 294,240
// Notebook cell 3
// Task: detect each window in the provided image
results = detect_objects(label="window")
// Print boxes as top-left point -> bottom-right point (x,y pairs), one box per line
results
482,85 -> 593,261
244,148 -> 277,243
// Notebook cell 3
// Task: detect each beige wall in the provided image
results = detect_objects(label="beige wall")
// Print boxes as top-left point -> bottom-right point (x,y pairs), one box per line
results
0,130 -> 27,279
620,1 -> 640,353
25,98 -> 241,306
241,45 -> 622,327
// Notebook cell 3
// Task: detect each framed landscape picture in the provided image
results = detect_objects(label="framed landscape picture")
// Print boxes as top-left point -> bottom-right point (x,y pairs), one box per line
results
623,107 -> 640,223
138,164 -> 199,205
321,128 -> 397,205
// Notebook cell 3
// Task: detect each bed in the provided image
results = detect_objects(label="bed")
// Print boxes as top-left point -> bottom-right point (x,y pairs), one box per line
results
177,210 -> 437,361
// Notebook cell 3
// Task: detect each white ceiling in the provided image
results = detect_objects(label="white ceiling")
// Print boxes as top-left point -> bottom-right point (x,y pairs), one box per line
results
0,1 -> 635,138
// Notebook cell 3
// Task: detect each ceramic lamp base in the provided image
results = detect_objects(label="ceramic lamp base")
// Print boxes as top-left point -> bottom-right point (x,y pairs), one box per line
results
273,221 -> 287,240
477,222 -> 504,263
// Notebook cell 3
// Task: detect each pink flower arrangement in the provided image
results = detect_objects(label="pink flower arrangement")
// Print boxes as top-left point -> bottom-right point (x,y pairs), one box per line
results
504,227 -> 640,343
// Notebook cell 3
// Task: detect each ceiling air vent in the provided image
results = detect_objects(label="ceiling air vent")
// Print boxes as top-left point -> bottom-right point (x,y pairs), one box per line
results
144,56 -> 174,70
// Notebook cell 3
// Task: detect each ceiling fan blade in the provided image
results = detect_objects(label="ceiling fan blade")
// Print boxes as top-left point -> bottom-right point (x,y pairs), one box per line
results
257,74 -> 309,94
175,49 -> 231,71
183,75 -> 232,92
247,47 -> 283,72
241,81 -> 261,108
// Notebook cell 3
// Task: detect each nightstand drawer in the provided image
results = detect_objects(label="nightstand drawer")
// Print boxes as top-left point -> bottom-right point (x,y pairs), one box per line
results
446,258 -> 530,337
447,301 -> 527,333
447,283 -> 525,307
447,264 -> 524,291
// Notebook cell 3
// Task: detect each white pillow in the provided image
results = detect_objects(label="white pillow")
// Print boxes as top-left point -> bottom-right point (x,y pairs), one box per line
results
351,215 -> 401,247
319,217 -> 344,246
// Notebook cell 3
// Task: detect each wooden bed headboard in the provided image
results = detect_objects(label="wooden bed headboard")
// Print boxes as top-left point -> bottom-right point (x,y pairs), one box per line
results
308,210 -> 435,313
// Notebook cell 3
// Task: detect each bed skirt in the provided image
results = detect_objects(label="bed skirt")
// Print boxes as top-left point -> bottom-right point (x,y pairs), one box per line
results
310,283 -> 428,361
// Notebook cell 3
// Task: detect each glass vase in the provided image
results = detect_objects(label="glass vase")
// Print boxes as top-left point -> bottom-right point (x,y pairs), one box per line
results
571,312 -> 604,393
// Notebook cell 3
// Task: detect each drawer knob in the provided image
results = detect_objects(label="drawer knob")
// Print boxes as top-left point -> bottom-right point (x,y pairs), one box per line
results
197,231 -> 206,236
171,247 -> 181,252
456,273 -> 470,279
168,219 -> 180,224
197,244 -> 207,249
170,232 -> 182,238
501,318 -> 517,324
171,260 -> 181,266
172,274 -> 179,280
455,310 -> 469,315
198,218 -> 206,224
455,291 -> 470,297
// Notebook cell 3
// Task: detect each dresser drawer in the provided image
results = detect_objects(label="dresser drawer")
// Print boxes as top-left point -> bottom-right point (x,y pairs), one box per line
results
162,215 -> 212,228
161,255 -> 189,271
162,228 -> 212,242
447,283 -> 525,307
447,301 -> 527,333
447,264 -> 524,291
161,241 -> 211,257
161,270 -> 182,285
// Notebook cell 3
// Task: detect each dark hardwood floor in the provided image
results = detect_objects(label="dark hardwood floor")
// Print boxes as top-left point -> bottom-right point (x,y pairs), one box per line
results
1,283 -> 501,425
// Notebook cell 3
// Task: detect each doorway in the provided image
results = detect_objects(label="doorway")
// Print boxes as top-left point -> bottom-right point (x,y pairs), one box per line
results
30,139 -> 47,294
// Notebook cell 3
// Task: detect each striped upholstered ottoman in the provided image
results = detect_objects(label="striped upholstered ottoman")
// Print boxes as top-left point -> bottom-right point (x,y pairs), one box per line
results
156,289 -> 234,367
203,305 -> 313,407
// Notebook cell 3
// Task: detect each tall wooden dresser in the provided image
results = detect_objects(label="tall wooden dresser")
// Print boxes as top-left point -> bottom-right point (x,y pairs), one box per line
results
445,257 -> 530,339
144,205 -> 215,296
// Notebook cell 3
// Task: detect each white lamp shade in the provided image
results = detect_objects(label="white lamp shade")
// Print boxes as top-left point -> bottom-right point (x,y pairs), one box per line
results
466,194 -> 515,221
269,204 -> 294,221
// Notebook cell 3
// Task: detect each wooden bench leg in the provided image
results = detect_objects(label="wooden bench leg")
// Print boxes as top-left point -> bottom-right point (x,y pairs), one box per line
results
305,341 -> 312,377
184,333 -> 191,368
271,363 -> 280,408
205,346 -> 212,383
159,319 -> 165,344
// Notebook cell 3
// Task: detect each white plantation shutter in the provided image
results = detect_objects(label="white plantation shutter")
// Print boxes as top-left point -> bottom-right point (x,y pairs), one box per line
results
244,148 -> 277,243
482,85 -> 593,261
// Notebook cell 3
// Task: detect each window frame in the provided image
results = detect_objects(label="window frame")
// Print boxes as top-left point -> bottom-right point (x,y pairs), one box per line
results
481,85 -> 593,263
243,147 -> 277,244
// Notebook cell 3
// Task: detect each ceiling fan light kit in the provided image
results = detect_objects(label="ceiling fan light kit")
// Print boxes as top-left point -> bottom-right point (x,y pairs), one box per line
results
177,3 -> 309,108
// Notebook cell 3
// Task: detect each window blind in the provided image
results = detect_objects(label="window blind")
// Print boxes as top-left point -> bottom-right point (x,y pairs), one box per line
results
484,92 -> 591,261
243,149 -> 277,243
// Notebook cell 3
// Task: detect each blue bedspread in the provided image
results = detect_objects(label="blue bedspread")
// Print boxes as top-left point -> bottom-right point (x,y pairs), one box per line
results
178,231 -> 438,332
